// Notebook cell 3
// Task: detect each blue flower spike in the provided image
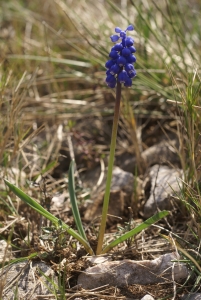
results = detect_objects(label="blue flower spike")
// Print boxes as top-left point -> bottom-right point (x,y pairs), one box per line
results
106,25 -> 136,88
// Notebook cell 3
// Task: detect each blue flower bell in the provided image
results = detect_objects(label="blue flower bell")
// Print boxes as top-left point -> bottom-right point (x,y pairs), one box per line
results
105,25 -> 137,88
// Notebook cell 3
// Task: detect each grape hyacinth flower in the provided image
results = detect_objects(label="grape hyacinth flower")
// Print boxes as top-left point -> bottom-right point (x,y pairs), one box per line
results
97,25 -> 137,254
105,25 -> 136,88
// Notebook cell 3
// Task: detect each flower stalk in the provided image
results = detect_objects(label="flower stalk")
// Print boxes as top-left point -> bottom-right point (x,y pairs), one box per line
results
97,25 -> 137,254
96,81 -> 122,254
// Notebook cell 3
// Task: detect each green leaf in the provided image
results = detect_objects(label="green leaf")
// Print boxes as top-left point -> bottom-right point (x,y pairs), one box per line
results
101,210 -> 169,254
4,179 -> 94,255
68,161 -> 87,241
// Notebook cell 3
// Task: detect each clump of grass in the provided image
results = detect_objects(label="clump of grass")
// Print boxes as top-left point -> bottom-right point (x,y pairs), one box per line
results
171,69 -> 201,237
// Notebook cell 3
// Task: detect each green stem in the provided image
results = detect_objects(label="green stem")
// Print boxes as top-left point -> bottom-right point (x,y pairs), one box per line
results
96,81 -> 122,255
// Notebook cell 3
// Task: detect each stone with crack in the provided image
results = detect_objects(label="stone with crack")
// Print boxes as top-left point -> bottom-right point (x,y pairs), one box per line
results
78,252 -> 188,289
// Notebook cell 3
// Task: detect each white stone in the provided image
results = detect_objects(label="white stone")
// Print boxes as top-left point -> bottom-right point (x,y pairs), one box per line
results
87,255 -> 112,264
141,295 -> 155,300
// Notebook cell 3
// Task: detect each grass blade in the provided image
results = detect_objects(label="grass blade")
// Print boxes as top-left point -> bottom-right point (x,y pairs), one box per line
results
4,179 -> 94,255
101,210 -> 169,254
0,252 -> 38,268
68,161 -> 87,241
7,55 -> 91,68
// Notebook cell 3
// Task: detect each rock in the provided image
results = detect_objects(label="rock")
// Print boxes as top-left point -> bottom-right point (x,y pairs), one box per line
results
116,139 -> 179,173
84,166 -> 135,221
78,253 -> 188,290
1,260 -> 58,299
109,167 -> 134,193
141,139 -> 179,167
181,294 -> 201,300
141,295 -> 155,300
0,240 -> 12,263
144,164 -> 183,218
